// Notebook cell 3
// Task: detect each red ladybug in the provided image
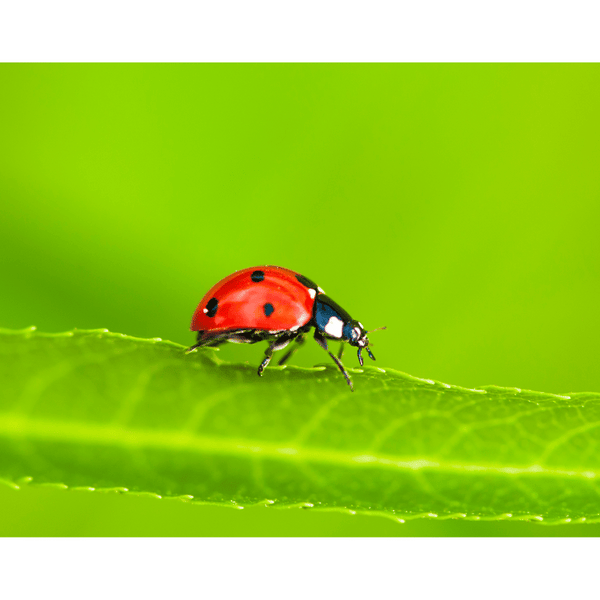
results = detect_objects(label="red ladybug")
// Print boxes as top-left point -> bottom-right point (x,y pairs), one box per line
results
188,266 -> 382,390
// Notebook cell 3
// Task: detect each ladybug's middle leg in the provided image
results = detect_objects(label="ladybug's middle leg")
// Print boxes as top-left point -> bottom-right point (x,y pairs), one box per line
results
313,330 -> 353,391
257,333 -> 297,377
276,334 -> 306,366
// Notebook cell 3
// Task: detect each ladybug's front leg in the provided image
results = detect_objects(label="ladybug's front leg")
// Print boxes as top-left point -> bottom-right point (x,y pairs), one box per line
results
257,334 -> 296,377
313,330 -> 353,391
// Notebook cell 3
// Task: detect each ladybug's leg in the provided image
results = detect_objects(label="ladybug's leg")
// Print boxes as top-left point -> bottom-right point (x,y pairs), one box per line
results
257,334 -> 296,377
187,330 -> 250,352
313,330 -> 353,391
277,334 -> 306,366
337,343 -> 345,360
187,331 -> 228,352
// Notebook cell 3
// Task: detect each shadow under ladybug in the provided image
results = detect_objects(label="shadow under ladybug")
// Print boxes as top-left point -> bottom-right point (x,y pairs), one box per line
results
187,266 -> 385,391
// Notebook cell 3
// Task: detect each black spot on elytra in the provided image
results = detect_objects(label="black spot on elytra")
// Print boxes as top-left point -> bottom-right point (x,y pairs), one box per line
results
263,302 -> 274,317
295,273 -> 319,290
206,297 -> 218,318
251,270 -> 265,283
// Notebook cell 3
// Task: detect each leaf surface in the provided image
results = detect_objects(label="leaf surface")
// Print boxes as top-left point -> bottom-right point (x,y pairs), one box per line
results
1,327 -> 599,524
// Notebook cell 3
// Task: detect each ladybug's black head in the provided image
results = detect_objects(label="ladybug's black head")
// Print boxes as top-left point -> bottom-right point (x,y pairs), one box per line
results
343,320 -> 376,366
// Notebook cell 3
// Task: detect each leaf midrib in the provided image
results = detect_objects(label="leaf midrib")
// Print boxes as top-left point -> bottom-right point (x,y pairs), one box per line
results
0,413 -> 596,481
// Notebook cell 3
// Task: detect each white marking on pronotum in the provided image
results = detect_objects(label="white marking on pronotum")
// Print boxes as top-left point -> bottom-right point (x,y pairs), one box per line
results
318,287 -> 325,294
358,322 -> 363,328
324,316 -> 344,338
308,288 -> 317,299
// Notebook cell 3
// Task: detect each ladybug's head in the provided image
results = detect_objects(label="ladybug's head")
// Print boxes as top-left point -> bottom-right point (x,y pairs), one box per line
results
314,294 -> 385,365
343,320 -> 382,366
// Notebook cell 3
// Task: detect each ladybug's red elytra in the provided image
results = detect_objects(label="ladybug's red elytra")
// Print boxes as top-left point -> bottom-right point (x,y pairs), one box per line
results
188,265 -> 383,390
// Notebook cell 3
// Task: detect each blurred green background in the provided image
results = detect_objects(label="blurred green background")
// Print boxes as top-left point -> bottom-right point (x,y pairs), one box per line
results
1,64 -> 600,536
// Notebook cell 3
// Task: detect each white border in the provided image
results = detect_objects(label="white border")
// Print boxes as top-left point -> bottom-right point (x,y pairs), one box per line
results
0,1 -> 599,61
0,538 -> 598,599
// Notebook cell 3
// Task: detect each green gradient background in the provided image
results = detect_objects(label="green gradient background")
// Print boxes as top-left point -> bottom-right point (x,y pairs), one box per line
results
1,65 -> 600,536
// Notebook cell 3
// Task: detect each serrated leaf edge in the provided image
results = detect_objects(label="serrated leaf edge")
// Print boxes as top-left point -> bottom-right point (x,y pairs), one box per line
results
0,476 -> 594,526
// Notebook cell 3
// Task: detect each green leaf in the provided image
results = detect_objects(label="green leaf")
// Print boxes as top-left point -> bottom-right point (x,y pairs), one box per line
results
1,327 -> 599,525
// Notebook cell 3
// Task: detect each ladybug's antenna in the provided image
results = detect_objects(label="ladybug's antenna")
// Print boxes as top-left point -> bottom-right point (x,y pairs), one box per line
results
367,326 -> 387,333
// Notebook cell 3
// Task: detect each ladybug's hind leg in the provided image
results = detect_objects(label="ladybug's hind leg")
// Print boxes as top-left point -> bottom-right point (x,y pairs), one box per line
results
187,331 -> 223,352
313,330 -> 353,391
337,342 -> 345,360
187,330 -> 251,352
257,333 -> 297,377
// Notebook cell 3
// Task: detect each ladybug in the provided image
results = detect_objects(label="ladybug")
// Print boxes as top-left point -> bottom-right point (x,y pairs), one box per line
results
188,266 -> 382,390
